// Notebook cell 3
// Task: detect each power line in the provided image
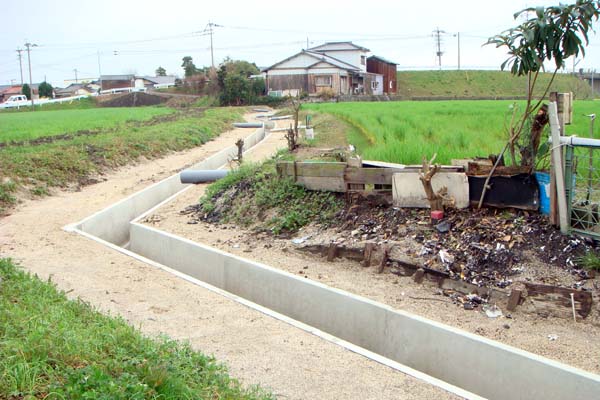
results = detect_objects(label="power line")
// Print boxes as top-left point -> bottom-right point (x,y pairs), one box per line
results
38,31 -> 204,50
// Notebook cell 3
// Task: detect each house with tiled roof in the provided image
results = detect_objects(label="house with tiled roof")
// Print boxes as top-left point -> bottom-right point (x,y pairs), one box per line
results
262,42 -> 397,97
0,85 -> 24,103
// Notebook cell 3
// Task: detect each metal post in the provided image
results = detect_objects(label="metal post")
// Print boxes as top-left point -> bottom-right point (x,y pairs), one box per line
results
592,69 -> 595,98
564,145 -> 574,229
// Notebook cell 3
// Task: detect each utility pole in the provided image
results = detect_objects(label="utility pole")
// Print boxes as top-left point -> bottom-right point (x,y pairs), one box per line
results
24,42 -> 37,110
16,49 -> 24,85
97,50 -> 102,91
97,50 -> 102,76
73,69 -> 78,83
457,32 -> 461,70
433,27 -> 445,70
206,21 -> 222,69
306,37 -> 309,49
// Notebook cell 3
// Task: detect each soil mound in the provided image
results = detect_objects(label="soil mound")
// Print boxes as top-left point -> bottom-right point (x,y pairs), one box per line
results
98,92 -> 168,107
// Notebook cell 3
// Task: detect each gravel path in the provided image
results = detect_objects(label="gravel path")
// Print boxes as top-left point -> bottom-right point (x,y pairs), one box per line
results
0,111 -> 458,400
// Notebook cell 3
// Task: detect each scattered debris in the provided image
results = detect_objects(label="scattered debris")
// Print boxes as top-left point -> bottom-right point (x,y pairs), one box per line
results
435,220 -> 451,233
484,304 -> 503,318
292,235 -> 311,245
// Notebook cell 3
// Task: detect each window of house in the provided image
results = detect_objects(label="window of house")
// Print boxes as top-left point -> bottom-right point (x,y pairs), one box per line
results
361,56 -> 366,65
315,75 -> 332,87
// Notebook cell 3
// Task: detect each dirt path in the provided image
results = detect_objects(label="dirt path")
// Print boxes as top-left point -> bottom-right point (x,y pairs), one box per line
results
145,165 -> 600,374
0,111 -> 456,400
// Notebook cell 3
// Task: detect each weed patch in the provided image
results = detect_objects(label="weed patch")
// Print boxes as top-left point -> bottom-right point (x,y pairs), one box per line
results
200,157 -> 342,234
576,252 -> 600,272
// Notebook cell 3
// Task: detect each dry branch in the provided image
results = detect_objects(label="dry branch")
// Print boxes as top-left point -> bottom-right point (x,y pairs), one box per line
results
419,154 -> 444,211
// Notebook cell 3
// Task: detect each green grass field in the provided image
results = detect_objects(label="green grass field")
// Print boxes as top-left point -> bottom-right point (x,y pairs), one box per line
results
306,100 -> 600,164
0,258 -> 271,399
0,106 -> 175,143
397,70 -> 593,99
0,106 -> 243,211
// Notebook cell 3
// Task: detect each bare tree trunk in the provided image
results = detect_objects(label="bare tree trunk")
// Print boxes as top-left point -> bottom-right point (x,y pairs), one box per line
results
520,104 -> 549,168
235,139 -> 244,164
419,154 -> 444,211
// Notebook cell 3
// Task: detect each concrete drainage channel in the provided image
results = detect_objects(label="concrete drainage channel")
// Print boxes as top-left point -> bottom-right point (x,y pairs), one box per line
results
65,127 -> 600,400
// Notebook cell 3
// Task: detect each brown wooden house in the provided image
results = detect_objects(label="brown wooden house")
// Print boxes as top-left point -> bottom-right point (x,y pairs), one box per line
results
367,56 -> 397,94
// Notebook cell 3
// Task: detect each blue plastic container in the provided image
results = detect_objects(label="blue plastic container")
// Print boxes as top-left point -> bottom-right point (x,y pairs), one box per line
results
534,172 -> 550,215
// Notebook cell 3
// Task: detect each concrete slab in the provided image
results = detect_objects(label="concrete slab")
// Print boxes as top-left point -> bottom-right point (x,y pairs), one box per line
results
393,172 -> 469,209
128,222 -> 600,400
71,126 -> 266,246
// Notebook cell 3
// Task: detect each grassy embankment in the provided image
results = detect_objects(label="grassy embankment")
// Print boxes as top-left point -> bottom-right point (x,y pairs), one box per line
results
0,106 -> 243,212
305,100 -> 600,165
200,156 -> 342,234
397,70 -> 593,99
0,259 -> 272,399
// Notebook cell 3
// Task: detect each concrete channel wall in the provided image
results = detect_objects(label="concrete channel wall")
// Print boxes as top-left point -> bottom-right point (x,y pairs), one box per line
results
70,123 -> 600,400
128,223 -> 600,400
73,126 -> 266,246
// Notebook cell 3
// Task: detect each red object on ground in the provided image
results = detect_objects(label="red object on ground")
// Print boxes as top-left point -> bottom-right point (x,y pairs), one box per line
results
431,210 -> 444,222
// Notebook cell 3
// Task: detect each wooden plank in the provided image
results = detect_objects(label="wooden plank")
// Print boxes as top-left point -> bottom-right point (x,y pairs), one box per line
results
549,102 -> 569,234
296,177 -> 346,192
326,243 -> 338,262
507,289 -> 522,312
277,161 -> 347,178
344,167 -> 401,185
362,243 -> 374,267
524,282 -> 593,318
413,268 -> 425,284
377,246 -> 390,273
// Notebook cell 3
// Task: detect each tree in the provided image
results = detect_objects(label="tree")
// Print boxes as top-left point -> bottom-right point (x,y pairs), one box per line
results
155,66 -> 167,76
220,75 -> 250,106
486,1 -> 600,168
38,81 -> 53,98
217,58 -> 263,105
21,83 -> 31,100
181,56 -> 198,78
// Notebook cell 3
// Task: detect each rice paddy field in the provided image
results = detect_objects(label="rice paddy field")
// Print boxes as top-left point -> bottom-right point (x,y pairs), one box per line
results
0,106 -> 175,143
305,100 -> 600,164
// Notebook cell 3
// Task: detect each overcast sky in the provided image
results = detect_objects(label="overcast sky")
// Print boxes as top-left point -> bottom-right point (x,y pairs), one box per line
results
2,0 -> 600,87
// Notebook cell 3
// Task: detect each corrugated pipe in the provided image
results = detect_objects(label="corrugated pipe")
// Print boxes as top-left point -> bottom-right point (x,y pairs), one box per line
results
180,170 -> 229,184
